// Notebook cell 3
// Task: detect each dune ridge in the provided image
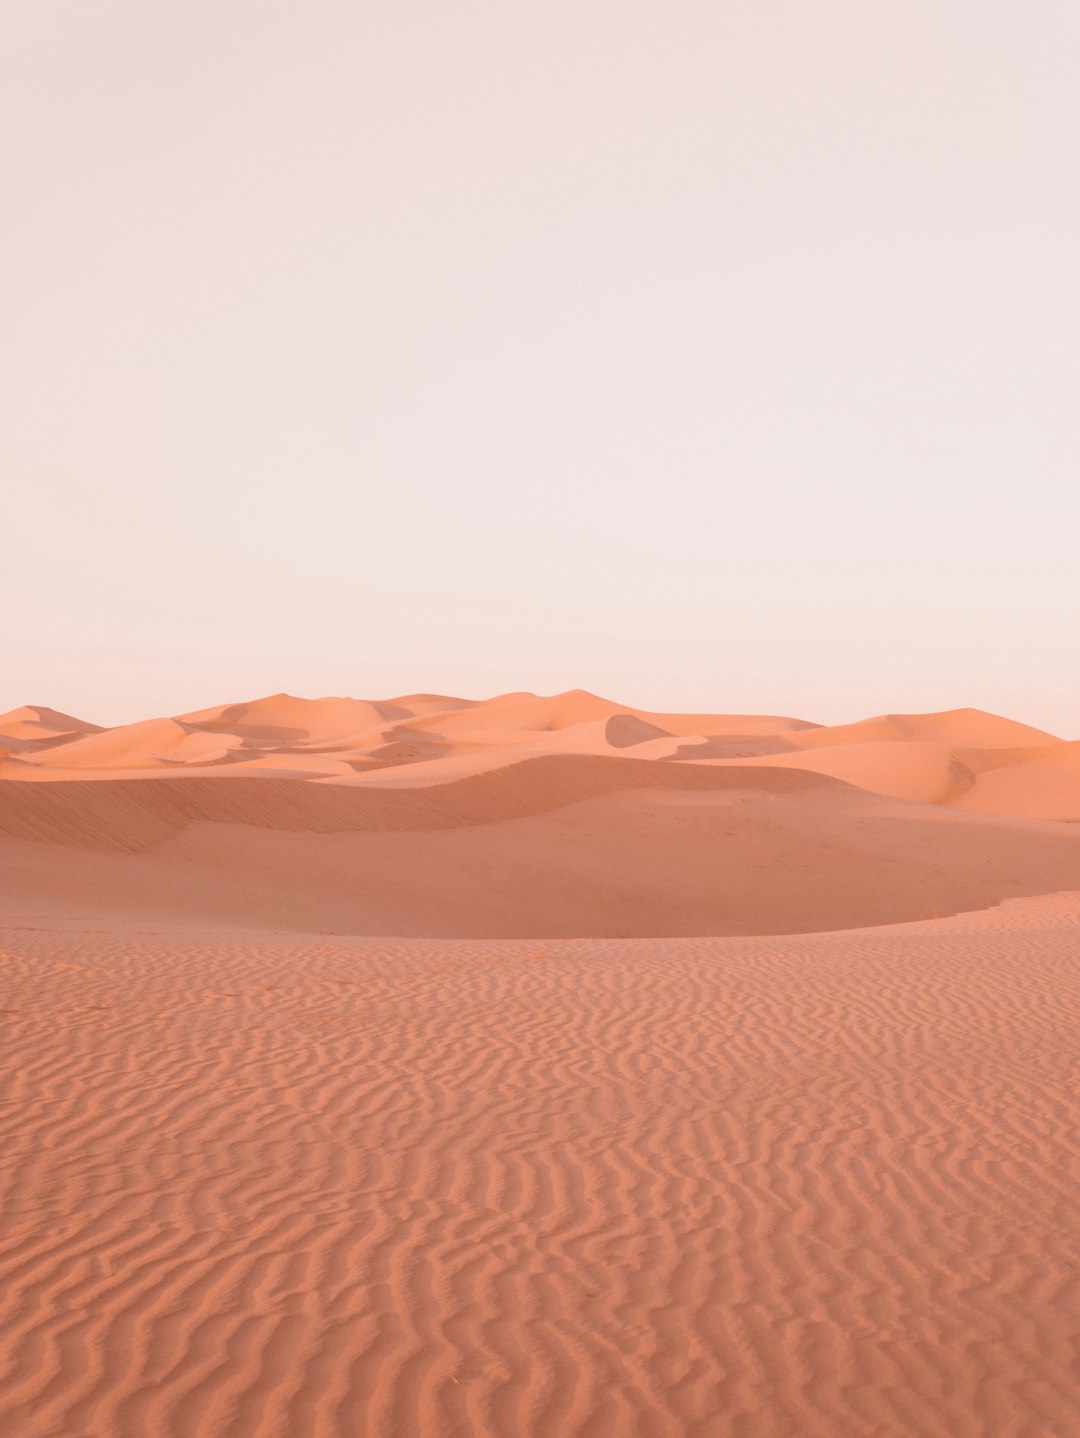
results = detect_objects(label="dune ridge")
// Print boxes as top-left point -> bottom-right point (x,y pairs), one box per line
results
2,754 -> 1080,936
0,756 -> 832,850
2,690 -> 1073,820
2,690 -> 1078,937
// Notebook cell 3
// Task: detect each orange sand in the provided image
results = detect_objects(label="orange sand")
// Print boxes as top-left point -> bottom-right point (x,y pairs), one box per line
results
1,691 -> 1078,1435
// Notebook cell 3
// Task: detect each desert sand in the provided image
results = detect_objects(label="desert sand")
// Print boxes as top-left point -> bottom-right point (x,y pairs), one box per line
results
1,690 -> 1078,1436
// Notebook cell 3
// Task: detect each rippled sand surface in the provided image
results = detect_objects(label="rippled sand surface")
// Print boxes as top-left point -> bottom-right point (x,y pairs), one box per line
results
2,895 -> 1077,1437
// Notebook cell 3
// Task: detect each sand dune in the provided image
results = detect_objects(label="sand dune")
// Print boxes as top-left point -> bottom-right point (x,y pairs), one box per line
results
719,736 -> 1080,820
4,692 -> 1072,823
2,689 -> 1079,1435
785,706 -> 1059,750
951,740 -> 1080,819
2,692 -> 1077,938
0,896 -> 1077,1437
3,753 -> 1080,937
0,704 -> 104,755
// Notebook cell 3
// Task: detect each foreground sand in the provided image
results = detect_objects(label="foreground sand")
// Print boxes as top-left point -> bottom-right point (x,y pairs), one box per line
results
2,897 -> 1078,1437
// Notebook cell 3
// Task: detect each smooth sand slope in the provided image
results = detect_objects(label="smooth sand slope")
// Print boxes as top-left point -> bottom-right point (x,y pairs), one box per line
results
1,897 -> 1078,1437
4,760 -> 1080,937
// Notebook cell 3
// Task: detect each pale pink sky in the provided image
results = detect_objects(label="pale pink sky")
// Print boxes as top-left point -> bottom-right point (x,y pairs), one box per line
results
2,3 -> 1077,733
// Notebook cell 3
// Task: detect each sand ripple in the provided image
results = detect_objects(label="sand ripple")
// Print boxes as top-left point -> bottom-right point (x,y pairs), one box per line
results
1,897 -> 1077,1436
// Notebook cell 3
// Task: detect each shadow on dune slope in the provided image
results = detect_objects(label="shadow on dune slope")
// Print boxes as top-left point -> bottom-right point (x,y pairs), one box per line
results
2,755 -> 1078,937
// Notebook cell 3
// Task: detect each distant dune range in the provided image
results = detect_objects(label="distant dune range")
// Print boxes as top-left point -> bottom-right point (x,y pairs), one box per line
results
1,690 -> 1078,935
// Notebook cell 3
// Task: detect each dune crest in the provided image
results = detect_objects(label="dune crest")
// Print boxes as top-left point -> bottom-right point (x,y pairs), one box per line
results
2,690 -> 1070,819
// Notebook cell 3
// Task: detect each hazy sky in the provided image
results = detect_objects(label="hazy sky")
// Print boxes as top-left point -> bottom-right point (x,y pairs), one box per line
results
3,2 -> 1078,732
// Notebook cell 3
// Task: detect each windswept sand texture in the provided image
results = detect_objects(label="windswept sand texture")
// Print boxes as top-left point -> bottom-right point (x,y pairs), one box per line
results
1,691 -> 1078,1435
1,900 -> 1078,1437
